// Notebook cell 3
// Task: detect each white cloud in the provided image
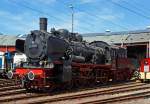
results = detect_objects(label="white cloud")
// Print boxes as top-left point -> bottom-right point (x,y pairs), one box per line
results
0,10 -> 38,34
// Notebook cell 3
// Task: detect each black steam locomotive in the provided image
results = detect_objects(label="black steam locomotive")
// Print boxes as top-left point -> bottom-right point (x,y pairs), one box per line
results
12,18 -> 134,91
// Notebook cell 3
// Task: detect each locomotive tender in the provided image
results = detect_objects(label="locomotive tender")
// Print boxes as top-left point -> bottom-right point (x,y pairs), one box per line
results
10,18 -> 135,91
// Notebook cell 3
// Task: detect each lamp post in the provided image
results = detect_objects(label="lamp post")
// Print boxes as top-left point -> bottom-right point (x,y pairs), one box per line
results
69,4 -> 74,33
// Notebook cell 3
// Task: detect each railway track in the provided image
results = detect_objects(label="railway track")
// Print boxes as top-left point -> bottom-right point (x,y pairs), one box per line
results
0,78 -> 149,104
24,83 -> 150,104
0,81 -> 148,104
0,79 -> 16,87
0,89 -> 25,96
72,80 -> 138,92
80,90 -> 150,104
0,85 -> 21,92
0,79 -> 15,83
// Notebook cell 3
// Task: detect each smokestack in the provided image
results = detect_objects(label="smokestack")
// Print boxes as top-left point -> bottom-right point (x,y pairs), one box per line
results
39,17 -> 47,32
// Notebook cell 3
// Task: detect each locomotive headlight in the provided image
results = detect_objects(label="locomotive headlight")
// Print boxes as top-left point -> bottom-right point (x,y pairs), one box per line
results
27,71 -> 35,80
49,63 -> 54,68
7,71 -> 13,79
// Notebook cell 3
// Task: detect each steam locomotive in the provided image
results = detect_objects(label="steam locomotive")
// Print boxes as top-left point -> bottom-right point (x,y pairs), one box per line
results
9,18 -> 135,91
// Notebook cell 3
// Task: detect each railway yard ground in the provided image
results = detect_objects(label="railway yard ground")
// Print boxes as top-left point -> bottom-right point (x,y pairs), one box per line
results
0,79 -> 149,104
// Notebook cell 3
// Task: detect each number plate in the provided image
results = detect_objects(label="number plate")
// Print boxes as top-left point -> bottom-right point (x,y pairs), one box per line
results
144,65 -> 149,72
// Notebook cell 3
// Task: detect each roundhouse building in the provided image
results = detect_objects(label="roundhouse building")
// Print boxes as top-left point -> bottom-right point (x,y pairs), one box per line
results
83,29 -> 150,64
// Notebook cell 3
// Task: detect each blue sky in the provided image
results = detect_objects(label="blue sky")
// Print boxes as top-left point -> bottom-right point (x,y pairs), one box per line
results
0,0 -> 150,35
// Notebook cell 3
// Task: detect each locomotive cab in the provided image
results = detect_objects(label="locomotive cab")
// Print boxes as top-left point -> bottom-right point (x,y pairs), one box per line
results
139,58 -> 150,81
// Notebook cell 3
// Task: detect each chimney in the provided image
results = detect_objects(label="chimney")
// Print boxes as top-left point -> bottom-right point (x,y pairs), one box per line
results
39,17 -> 47,32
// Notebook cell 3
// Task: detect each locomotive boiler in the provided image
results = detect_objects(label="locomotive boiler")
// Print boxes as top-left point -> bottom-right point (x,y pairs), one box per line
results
12,18 -> 135,91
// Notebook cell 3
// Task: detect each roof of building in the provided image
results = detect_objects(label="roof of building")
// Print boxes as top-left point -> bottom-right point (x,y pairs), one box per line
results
83,29 -> 150,44
83,29 -> 150,36
0,35 -> 21,46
